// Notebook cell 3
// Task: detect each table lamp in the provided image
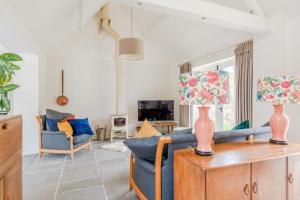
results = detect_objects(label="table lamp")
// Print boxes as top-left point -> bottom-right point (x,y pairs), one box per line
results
257,76 -> 300,145
179,70 -> 230,156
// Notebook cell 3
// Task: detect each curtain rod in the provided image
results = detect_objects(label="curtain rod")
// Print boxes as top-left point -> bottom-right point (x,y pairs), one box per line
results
178,44 -> 237,67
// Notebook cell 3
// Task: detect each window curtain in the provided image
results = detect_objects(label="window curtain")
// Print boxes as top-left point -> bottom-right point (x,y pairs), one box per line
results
179,63 -> 191,127
234,40 -> 253,126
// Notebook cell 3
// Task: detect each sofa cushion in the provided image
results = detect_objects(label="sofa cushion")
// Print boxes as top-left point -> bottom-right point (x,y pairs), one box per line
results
124,136 -> 160,162
46,117 -> 59,132
232,120 -> 250,130
69,118 -> 94,136
57,121 -> 73,138
46,109 -> 73,120
135,119 -> 161,138
124,128 -> 193,162
214,129 -> 254,143
173,128 -> 192,135
61,115 -> 75,122
73,134 -> 91,145
261,121 -> 270,127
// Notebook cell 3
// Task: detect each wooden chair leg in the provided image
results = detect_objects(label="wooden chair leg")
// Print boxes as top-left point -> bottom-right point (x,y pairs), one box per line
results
129,154 -> 133,191
70,151 -> 74,160
88,141 -> 92,150
38,151 -> 42,158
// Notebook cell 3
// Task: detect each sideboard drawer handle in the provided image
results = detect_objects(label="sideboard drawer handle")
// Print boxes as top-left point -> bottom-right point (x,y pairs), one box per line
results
253,182 -> 258,194
2,123 -> 8,130
288,174 -> 294,184
243,184 -> 249,196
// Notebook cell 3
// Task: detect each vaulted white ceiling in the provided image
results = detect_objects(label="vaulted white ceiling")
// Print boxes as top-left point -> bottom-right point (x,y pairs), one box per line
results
4,0 -> 300,65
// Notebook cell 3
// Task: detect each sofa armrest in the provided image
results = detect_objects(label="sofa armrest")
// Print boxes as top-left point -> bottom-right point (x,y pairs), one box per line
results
41,130 -> 71,150
155,137 -> 172,200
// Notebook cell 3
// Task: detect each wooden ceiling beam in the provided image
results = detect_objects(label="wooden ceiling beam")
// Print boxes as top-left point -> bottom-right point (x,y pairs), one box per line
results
110,0 -> 268,33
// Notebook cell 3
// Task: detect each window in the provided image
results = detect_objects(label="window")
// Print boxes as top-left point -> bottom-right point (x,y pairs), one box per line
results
191,57 -> 235,131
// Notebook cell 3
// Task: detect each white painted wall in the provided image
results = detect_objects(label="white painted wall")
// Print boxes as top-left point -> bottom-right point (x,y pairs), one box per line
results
0,0 -> 44,154
12,54 -> 39,155
45,16 -> 176,134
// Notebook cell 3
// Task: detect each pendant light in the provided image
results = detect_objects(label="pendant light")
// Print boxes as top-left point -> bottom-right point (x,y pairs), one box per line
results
119,7 -> 144,60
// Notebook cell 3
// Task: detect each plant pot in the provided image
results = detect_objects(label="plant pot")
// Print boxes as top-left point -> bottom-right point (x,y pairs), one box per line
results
0,93 -> 10,115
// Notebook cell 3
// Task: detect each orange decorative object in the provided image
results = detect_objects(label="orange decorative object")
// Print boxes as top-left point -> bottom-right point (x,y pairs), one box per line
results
194,106 -> 214,155
269,105 -> 289,145
56,70 -> 69,106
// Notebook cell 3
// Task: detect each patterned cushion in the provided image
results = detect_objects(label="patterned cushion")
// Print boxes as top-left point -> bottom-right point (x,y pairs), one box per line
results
57,121 -> 73,138
69,118 -> 94,136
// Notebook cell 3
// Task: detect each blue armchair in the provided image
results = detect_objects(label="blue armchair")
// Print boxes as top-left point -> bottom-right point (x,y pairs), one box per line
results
129,126 -> 272,200
36,115 -> 92,159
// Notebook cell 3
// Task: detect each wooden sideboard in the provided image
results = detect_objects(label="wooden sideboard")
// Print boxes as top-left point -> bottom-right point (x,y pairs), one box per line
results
0,115 -> 22,200
174,141 -> 300,200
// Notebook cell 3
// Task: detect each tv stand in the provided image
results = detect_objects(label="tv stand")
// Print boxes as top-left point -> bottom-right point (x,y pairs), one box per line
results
136,121 -> 177,133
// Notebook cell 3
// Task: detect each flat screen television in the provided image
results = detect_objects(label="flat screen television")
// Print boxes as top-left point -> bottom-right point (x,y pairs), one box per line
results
138,100 -> 174,121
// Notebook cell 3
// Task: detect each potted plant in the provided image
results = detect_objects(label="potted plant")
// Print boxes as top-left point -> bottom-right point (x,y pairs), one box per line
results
0,52 -> 22,114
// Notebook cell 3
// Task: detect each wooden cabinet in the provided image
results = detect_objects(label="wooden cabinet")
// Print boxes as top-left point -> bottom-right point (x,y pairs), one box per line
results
287,155 -> 300,200
0,116 -> 22,200
0,178 -> 3,200
4,158 -> 22,200
174,142 -> 300,200
252,158 -> 286,200
206,164 -> 251,200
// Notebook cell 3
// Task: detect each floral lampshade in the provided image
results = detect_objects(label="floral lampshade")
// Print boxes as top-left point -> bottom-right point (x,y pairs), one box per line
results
257,76 -> 300,105
179,70 -> 230,106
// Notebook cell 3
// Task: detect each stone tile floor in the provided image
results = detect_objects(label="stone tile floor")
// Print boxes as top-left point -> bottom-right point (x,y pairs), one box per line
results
23,141 -> 138,200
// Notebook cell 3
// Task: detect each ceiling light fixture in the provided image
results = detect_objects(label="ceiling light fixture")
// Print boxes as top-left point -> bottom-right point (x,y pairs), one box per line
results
119,7 -> 144,60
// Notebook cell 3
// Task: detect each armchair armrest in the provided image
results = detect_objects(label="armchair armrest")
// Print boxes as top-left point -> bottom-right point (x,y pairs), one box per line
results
155,137 -> 172,200
41,130 -> 71,150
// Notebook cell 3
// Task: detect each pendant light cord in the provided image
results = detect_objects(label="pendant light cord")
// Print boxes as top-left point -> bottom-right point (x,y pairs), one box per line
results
130,7 -> 133,38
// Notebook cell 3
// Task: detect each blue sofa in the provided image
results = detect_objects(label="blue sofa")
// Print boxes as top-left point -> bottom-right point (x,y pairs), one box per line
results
36,114 -> 92,159
127,126 -> 272,200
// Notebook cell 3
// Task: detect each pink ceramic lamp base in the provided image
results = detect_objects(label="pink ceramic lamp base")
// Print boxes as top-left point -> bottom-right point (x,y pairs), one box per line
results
269,104 -> 289,145
194,106 -> 214,156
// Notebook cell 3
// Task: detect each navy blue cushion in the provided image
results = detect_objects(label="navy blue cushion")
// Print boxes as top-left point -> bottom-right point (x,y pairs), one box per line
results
124,128 -> 193,162
124,136 -> 161,162
46,117 -> 59,131
69,118 -> 94,136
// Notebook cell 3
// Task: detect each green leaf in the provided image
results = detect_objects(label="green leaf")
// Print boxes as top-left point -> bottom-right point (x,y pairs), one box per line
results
0,84 -> 20,94
0,53 -> 22,62
0,95 -> 10,113
5,62 -> 21,70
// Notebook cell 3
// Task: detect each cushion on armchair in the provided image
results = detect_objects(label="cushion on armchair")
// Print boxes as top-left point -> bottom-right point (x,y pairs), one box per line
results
46,117 -> 59,132
46,109 -> 73,130
69,118 -> 94,136
46,109 -> 73,120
